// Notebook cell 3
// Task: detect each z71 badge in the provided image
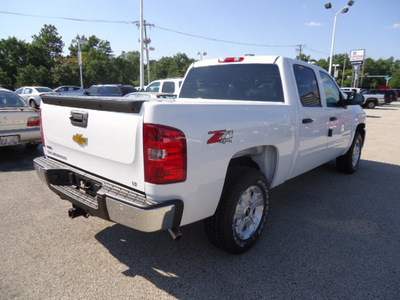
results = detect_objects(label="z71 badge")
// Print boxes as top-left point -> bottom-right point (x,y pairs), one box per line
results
207,130 -> 233,144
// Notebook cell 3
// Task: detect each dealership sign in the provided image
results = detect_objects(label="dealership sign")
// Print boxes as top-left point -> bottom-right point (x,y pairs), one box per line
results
350,49 -> 365,65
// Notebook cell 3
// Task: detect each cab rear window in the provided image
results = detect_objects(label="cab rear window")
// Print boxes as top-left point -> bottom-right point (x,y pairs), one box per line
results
180,64 -> 284,102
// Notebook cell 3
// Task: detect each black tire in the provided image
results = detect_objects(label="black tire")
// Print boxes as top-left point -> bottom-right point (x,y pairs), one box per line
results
29,99 -> 38,109
25,143 -> 40,150
366,101 -> 375,109
336,132 -> 363,174
204,166 -> 270,254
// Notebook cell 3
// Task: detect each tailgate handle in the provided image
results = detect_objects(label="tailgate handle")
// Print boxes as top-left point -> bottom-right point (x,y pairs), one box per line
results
70,111 -> 88,128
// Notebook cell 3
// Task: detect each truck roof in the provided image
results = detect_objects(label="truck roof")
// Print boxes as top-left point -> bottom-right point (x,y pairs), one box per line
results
192,56 -> 281,68
190,56 -> 327,73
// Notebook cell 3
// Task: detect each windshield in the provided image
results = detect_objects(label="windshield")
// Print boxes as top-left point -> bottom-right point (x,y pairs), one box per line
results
180,64 -> 284,102
0,92 -> 27,108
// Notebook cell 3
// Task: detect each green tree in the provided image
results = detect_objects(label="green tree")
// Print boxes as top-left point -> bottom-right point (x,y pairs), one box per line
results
68,35 -> 113,58
150,53 -> 195,81
16,65 -> 52,87
296,53 -> 311,62
0,37 -> 29,86
0,66 -> 11,85
32,24 -> 64,68
388,58 -> 400,88
52,57 -> 80,87
112,51 -> 140,85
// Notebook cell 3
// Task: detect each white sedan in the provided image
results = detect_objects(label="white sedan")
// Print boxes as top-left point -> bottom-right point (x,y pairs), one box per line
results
0,88 -> 42,148
15,86 -> 55,109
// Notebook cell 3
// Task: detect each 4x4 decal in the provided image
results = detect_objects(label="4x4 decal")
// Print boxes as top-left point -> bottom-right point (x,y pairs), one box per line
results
207,130 -> 233,144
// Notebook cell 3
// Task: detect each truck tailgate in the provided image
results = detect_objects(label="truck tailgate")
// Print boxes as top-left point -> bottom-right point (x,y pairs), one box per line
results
41,96 -> 146,191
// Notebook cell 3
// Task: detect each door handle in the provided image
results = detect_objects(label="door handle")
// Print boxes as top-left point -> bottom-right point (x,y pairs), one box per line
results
330,117 -> 338,121
302,118 -> 313,124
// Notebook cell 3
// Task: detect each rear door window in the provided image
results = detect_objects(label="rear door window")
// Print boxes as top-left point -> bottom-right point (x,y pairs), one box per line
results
106,86 -> 122,96
162,82 -> 175,93
293,64 -> 321,107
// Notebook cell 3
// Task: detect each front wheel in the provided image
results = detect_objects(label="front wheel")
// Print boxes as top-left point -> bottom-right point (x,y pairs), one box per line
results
204,166 -> 270,254
336,132 -> 363,174
366,101 -> 376,109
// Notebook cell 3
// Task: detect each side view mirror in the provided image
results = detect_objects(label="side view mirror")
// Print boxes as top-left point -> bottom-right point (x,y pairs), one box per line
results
342,91 -> 363,106
83,90 -> 89,95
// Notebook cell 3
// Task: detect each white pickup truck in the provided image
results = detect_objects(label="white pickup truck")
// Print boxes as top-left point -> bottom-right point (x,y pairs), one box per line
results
34,56 -> 366,254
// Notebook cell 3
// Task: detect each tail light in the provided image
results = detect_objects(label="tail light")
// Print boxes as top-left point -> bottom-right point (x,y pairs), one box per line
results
27,116 -> 40,127
40,109 -> 45,147
144,123 -> 187,184
218,57 -> 244,63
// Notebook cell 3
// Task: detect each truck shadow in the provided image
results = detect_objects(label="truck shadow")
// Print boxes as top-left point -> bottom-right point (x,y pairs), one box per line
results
95,159 -> 400,299
0,144 -> 43,172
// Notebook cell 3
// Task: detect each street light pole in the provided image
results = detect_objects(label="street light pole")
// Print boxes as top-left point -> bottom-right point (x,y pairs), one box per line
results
197,51 -> 207,60
328,12 -> 339,75
325,1 -> 355,75
72,38 -> 88,89
333,63 -> 340,78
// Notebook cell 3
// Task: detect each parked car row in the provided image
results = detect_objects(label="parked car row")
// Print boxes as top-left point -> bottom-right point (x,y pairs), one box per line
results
340,87 -> 399,109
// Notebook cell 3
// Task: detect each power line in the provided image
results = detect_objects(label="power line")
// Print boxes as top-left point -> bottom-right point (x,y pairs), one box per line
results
0,10 -> 298,49
304,45 -> 329,56
0,10 -> 133,24
154,25 -> 297,48
1,10 -> 328,52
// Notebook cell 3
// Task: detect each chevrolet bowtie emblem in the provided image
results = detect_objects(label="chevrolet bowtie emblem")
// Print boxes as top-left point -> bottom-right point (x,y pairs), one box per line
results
72,134 -> 88,146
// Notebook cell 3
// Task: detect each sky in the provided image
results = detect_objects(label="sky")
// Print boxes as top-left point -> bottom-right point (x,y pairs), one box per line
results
1,0 -> 399,62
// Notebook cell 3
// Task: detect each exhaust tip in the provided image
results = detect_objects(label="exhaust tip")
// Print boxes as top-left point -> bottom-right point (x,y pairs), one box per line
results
168,228 -> 183,241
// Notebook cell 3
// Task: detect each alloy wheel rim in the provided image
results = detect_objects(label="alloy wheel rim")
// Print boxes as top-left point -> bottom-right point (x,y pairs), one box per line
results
233,185 -> 264,240
352,138 -> 361,168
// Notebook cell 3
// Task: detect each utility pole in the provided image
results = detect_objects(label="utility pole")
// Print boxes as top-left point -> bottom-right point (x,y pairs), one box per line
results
341,56 -> 347,87
139,0 -> 144,91
296,44 -> 305,60
143,20 -> 154,85
135,1 -> 154,89
72,38 -> 88,89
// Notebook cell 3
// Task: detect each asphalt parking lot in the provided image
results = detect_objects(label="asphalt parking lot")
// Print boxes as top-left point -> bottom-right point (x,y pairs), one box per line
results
1,102 -> 399,299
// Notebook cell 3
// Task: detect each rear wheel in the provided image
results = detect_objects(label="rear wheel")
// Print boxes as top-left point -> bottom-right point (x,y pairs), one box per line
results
204,166 -> 270,254
336,132 -> 363,174
29,99 -> 38,109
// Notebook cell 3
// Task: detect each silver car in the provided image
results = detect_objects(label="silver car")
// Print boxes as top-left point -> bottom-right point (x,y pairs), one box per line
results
53,86 -> 84,96
0,88 -> 42,148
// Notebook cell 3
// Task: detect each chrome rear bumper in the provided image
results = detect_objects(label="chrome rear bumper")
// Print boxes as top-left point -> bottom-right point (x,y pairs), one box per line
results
34,156 -> 183,232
